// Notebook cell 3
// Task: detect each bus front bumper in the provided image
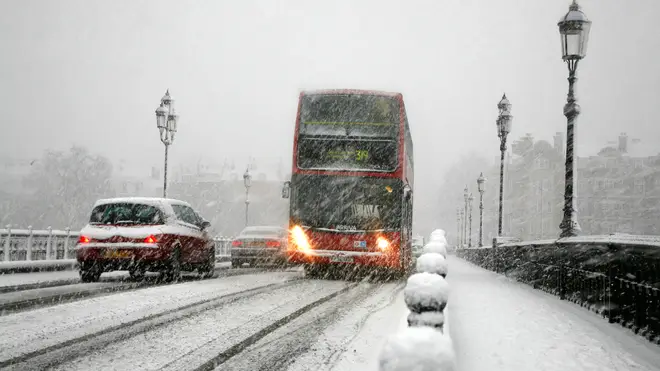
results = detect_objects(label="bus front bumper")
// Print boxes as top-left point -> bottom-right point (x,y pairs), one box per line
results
287,249 -> 399,267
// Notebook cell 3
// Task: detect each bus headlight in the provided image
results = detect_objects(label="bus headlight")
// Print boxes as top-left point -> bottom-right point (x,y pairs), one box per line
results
377,237 -> 389,251
291,225 -> 311,253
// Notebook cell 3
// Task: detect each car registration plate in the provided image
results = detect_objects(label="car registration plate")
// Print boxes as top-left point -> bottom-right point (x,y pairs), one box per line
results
104,250 -> 132,259
330,255 -> 354,263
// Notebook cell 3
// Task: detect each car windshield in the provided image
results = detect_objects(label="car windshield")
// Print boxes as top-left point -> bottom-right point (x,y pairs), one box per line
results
89,203 -> 164,225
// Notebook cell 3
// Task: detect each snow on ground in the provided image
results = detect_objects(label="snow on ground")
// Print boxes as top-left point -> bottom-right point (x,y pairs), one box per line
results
446,256 -> 660,371
0,270 -> 83,288
0,262 -> 232,288
379,326 -> 455,371
52,280 -> 349,371
287,282 -> 409,371
0,271 -> 299,363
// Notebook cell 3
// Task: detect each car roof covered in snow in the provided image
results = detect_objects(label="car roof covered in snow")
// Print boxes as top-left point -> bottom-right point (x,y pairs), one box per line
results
93,197 -> 192,208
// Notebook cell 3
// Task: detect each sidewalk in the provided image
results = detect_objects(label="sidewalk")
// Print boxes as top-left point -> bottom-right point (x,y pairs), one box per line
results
446,256 -> 660,371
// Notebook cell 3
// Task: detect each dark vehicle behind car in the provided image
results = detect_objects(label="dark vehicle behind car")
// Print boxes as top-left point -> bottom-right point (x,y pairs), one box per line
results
231,226 -> 288,267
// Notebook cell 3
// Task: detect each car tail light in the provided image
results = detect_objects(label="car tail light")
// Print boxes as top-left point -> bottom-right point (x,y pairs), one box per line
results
266,240 -> 281,248
144,235 -> 159,244
232,240 -> 243,247
79,235 -> 90,244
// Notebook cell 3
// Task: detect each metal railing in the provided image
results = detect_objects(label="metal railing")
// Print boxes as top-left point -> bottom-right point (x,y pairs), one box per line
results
1,226 -> 234,263
0,226 -> 79,262
456,234 -> 660,344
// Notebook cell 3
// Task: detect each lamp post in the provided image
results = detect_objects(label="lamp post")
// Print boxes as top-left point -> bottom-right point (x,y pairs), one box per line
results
456,208 -> 461,247
477,173 -> 486,247
459,209 -> 464,247
558,0 -> 590,238
155,90 -> 179,198
496,94 -> 512,239
243,167 -> 252,227
463,186 -> 469,247
468,193 -> 474,248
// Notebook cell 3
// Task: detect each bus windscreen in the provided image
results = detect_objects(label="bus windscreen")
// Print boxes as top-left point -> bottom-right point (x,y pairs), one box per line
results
292,175 -> 402,231
297,138 -> 397,171
299,94 -> 399,138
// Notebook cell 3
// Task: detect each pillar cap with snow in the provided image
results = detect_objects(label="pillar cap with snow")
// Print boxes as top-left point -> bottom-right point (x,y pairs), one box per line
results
404,272 -> 450,313
416,252 -> 448,277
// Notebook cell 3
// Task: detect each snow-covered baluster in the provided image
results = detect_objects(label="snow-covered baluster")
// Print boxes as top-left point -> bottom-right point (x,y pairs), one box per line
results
3,224 -> 10,262
46,226 -> 53,260
404,272 -> 449,329
26,226 -> 33,261
416,252 -> 448,278
63,227 -> 71,260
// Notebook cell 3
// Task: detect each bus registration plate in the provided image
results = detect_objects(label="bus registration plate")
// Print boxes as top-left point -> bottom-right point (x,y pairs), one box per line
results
330,255 -> 354,263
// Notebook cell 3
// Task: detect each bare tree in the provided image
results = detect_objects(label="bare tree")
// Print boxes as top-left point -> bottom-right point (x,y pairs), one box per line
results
23,146 -> 115,229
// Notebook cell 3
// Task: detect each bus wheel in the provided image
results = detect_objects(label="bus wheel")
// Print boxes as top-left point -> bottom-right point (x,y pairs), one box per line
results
304,264 -> 320,278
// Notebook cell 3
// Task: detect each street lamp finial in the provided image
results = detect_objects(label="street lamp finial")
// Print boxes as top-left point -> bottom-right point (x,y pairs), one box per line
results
570,0 -> 580,11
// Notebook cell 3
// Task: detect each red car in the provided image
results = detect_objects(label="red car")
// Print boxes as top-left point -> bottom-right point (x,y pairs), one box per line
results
76,197 -> 215,282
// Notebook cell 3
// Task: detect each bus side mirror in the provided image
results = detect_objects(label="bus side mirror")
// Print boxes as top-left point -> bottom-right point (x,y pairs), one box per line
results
403,185 -> 412,201
282,181 -> 291,199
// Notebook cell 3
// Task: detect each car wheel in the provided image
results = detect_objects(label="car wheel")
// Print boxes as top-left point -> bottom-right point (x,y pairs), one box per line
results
199,247 -> 215,278
231,259 -> 242,268
80,264 -> 102,283
164,248 -> 182,282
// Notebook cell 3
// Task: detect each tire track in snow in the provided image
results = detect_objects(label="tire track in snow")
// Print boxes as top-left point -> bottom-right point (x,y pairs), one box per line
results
0,277 -> 302,370
0,267 -> 272,314
214,281 -> 398,371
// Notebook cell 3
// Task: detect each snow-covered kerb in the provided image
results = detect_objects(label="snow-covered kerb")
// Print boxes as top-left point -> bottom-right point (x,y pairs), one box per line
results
379,235 -> 455,370
0,226 -> 233,268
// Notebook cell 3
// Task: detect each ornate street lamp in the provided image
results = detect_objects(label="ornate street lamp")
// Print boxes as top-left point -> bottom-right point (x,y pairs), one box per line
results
463,186 -> 469,247
456,208 -> 461,247
558,0 -> 591,237
468,193 -> 474,248
155,90 -> 179,198
496,94 -> 512,239
243,167 -> 252,226
459,209 -> 464,248
477,173 -> 486,247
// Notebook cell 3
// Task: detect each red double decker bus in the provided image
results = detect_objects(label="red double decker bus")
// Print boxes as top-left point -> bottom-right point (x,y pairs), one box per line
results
282,89 -> 414,278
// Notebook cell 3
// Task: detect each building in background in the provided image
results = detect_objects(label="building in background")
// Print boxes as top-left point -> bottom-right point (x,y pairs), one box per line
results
167,156 -> 290,237
488,132 -> 660,240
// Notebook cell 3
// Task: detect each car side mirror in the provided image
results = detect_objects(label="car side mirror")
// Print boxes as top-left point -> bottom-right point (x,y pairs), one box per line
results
200,220 -> 211,230
282,181 -> 291,199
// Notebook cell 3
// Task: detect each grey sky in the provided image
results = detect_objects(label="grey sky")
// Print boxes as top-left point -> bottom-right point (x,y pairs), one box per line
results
1,0 -> 659,180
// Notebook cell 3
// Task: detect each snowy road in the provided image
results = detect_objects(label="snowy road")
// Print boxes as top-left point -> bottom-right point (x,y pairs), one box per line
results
0,269 -> 409,371
3,257 -> 658,371
446,256 -> 660,371
0,263 -> 269,313
0,262 -> 233,292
